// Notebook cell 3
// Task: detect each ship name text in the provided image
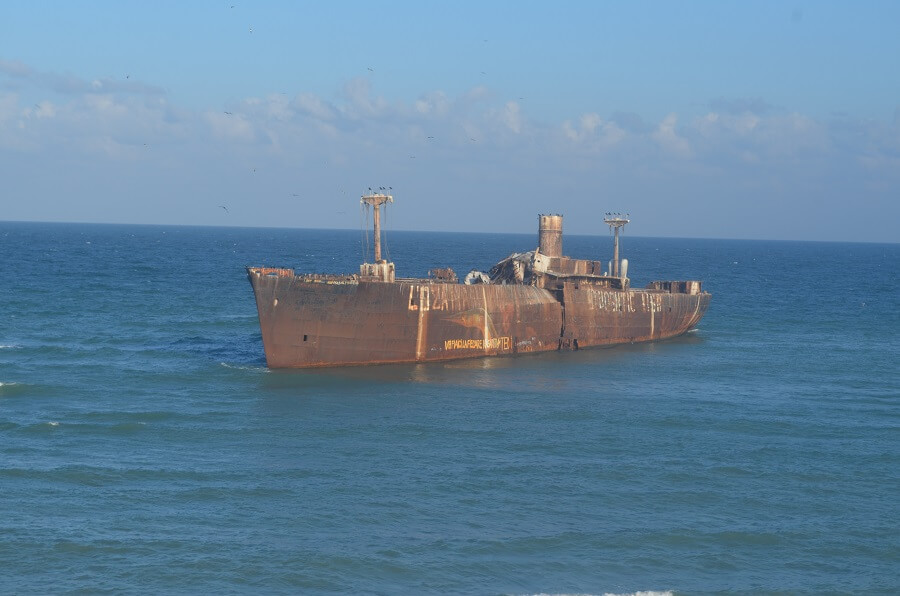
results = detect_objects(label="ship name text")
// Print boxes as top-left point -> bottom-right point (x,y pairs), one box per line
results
444,337 -> 511,351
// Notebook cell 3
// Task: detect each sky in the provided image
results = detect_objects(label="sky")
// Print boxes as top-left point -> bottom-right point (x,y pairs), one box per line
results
1,1 -> 898,242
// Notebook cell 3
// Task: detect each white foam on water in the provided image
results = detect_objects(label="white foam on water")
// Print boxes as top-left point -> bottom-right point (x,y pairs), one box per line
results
0,344 -> 20,349
47,421 -> 59,427
219,362 -> 269,372
605,592 -> 674,596
526,592 -> 673,596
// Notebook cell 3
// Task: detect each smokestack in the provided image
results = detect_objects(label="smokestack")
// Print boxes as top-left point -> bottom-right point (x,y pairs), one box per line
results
538,214 -> 563,257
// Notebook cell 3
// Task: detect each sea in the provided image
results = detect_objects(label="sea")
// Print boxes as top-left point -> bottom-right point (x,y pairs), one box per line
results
0,221 -> 897,595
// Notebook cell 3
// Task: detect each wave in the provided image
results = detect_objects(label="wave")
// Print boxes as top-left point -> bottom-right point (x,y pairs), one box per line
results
16,419 -> 158,437
0,344 -> 20,349
217,314 -> 258,321
13,420 -> 62,433
0,382 -> 30,397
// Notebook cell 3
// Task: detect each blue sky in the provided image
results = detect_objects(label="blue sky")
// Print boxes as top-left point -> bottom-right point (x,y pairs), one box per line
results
2,1 -> 898,241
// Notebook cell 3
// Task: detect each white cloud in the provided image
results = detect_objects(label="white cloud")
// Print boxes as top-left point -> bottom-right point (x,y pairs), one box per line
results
461,121 -> 482,143
0,92 -> 18,122
339,77 -> 390,119
652,113 -> 691,157
463,86 -> 490,103
293,92 -> 336,121
414,91 -> 450,117
500,101 -> 521,133
84,94 -> 128,117
2,60 -> 898,241
31,100 -> 56,119
562,113 -> 626,148
691,109 -> 830,163
0,59 -> 163,97
205,110 -> 255,142
696,111 -> 759,137
580,113 -> 602,134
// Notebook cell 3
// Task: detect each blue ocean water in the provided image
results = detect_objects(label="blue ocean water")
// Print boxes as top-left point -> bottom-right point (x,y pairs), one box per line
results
0,221 -> 897,594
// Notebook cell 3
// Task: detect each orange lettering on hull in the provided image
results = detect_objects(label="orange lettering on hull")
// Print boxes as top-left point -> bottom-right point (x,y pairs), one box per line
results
443,337 -> 511,351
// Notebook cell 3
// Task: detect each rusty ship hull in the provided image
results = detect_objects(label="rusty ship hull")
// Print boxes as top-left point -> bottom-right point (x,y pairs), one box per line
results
248,200 -> 710,369
248,272 -> 564,368
248,268 -> 710,368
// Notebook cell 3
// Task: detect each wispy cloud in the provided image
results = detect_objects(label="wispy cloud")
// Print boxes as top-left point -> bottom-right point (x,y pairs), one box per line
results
205,110 -> 256,142
0,58 -> 164,96
691,109 -> 830,165
0,59 -> 31,77
563,113 -> 627,149
293,92 -> 337,121
2,60 -> 898,240
499,101 -> 522,134
3,62 -> 897,177
708,97 -> 773,115
414,91 -> 450,117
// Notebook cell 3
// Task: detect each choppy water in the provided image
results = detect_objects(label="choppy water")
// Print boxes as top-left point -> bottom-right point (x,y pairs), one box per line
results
1,222 -> 897,594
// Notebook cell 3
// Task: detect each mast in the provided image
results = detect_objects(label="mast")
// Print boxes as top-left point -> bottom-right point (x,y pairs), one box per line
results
359,191 -> 396,282
361,192 -> 393,263
603,213 -> 629,277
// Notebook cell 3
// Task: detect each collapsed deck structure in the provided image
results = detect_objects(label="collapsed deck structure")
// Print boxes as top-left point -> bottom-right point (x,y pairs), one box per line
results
248,193 -> 710,368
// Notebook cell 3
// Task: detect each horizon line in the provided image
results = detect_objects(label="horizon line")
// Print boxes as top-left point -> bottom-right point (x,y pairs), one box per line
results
0,219 -> 896,246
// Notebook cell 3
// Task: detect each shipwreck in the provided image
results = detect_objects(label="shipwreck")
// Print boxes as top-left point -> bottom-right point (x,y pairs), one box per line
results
248,192 -> 710,368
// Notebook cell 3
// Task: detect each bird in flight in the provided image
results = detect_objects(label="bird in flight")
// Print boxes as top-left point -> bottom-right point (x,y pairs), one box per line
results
220,205 -> 229,213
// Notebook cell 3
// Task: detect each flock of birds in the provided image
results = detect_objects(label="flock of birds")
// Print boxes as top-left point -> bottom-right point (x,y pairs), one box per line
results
604,212 -> 631,228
